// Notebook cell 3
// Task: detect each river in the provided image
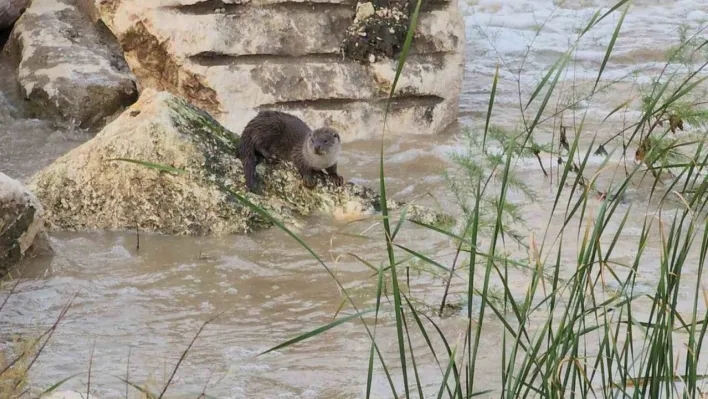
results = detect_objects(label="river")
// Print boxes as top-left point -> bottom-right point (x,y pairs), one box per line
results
1,0 -> 707,397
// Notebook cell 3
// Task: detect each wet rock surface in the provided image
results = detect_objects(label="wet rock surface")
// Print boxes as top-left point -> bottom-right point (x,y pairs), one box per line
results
29,89 -> 452,236
88,0 -> 464,141
0,91 -> 18,120
0,0 -> 29,30
0,172 -> 52,278
5,0 -> 138,129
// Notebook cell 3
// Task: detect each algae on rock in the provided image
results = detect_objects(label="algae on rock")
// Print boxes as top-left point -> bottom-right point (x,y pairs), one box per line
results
28,89 -> 452,236
341,0 -> 410,64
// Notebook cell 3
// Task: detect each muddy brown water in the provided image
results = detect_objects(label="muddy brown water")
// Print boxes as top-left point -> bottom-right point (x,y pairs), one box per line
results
1,1 -> 708,397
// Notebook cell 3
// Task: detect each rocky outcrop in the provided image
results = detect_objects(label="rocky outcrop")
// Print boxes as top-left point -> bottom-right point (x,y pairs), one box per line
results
0,0 -> 29,30
5,0 -> 138,129
83,0 -> 464,141
0,173 -> 52,278
28,89 -> 452,236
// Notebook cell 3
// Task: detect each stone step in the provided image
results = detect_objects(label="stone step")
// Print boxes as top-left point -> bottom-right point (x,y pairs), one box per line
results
95,0 -> 465,141
188,52 -> 460,106
224,93 -> 458,140
158,0 -> 452,9
202,51 -> 463,139
110,1 -> 462,59
151,4 -> 354,57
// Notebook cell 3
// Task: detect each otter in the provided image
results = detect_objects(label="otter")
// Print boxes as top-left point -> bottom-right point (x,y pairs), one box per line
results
237,110 -> 344,193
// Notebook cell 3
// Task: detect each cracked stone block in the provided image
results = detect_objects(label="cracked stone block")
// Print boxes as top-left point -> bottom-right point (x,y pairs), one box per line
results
88,0 -> 465,140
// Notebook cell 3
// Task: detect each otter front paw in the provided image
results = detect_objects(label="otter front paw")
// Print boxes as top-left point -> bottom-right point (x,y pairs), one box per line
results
265,156 -> 282,165
302,174 -> 318,189
329,174 -> 344,187
245,181 -> 263,195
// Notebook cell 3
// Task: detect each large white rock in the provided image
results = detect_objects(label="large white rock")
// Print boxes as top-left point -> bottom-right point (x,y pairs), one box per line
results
0,172 -> 52,277
0,0 -> 29,30
85,0 -> 465,141
5,0 -> 138,128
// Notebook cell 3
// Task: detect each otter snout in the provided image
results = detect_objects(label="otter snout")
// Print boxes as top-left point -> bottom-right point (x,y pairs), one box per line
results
309,127 -> 341,158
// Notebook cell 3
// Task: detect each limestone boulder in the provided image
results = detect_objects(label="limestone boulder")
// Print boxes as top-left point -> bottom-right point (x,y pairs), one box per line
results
0,0 -> 29,30
85,0 -> 465,141
0,173 -> 52,278
28,89 -> 452,236
5,0 -> 138,129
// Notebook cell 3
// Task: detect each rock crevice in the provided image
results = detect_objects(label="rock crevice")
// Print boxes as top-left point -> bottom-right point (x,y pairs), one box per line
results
0,0 -> 30,30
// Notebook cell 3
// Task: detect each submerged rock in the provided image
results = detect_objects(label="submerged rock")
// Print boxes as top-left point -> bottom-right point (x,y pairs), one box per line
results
28,89 -> 452,236
5,0 -> 138,129
0,172 -> 52,278
0,0 -> 29,30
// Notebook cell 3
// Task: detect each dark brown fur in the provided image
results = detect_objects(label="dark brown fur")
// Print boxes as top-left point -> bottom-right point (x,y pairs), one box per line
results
237,110 -> 344,193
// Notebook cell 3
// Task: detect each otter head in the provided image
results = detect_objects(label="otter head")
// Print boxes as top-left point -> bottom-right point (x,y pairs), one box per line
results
305,127 -> 342,169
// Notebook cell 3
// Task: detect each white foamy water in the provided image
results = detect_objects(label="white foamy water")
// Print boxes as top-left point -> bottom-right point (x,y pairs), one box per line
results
459,0 -> 708,129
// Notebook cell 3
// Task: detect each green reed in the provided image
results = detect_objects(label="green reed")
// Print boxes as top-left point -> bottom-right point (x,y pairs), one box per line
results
251,1 -> 708,398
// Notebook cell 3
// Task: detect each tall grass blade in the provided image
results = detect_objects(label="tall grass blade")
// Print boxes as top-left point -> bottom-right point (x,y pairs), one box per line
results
524,60 -> 559,111
403,295 -> 442,365
391,205 -> 410,242
402,310 -> 425,399
523,51 -> 571,149
379,0 -> 424,394
115,377 -> 158,399
366,261 -> 388,399
394,244 -> 451,273
158,311 -> 225,399
586,0 -> 631,34
592,3 -> 628,94
14,293 -> 76,390
470,146 -> 514,392
109,158 -> 186,175
483,63 -> 500,148
403,295 -> 455,398
259,309 -> 375,356
601,98 -> 633,124
436,343 -> 459,399
0,278 -> 21,314
37,373 -> 81,398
